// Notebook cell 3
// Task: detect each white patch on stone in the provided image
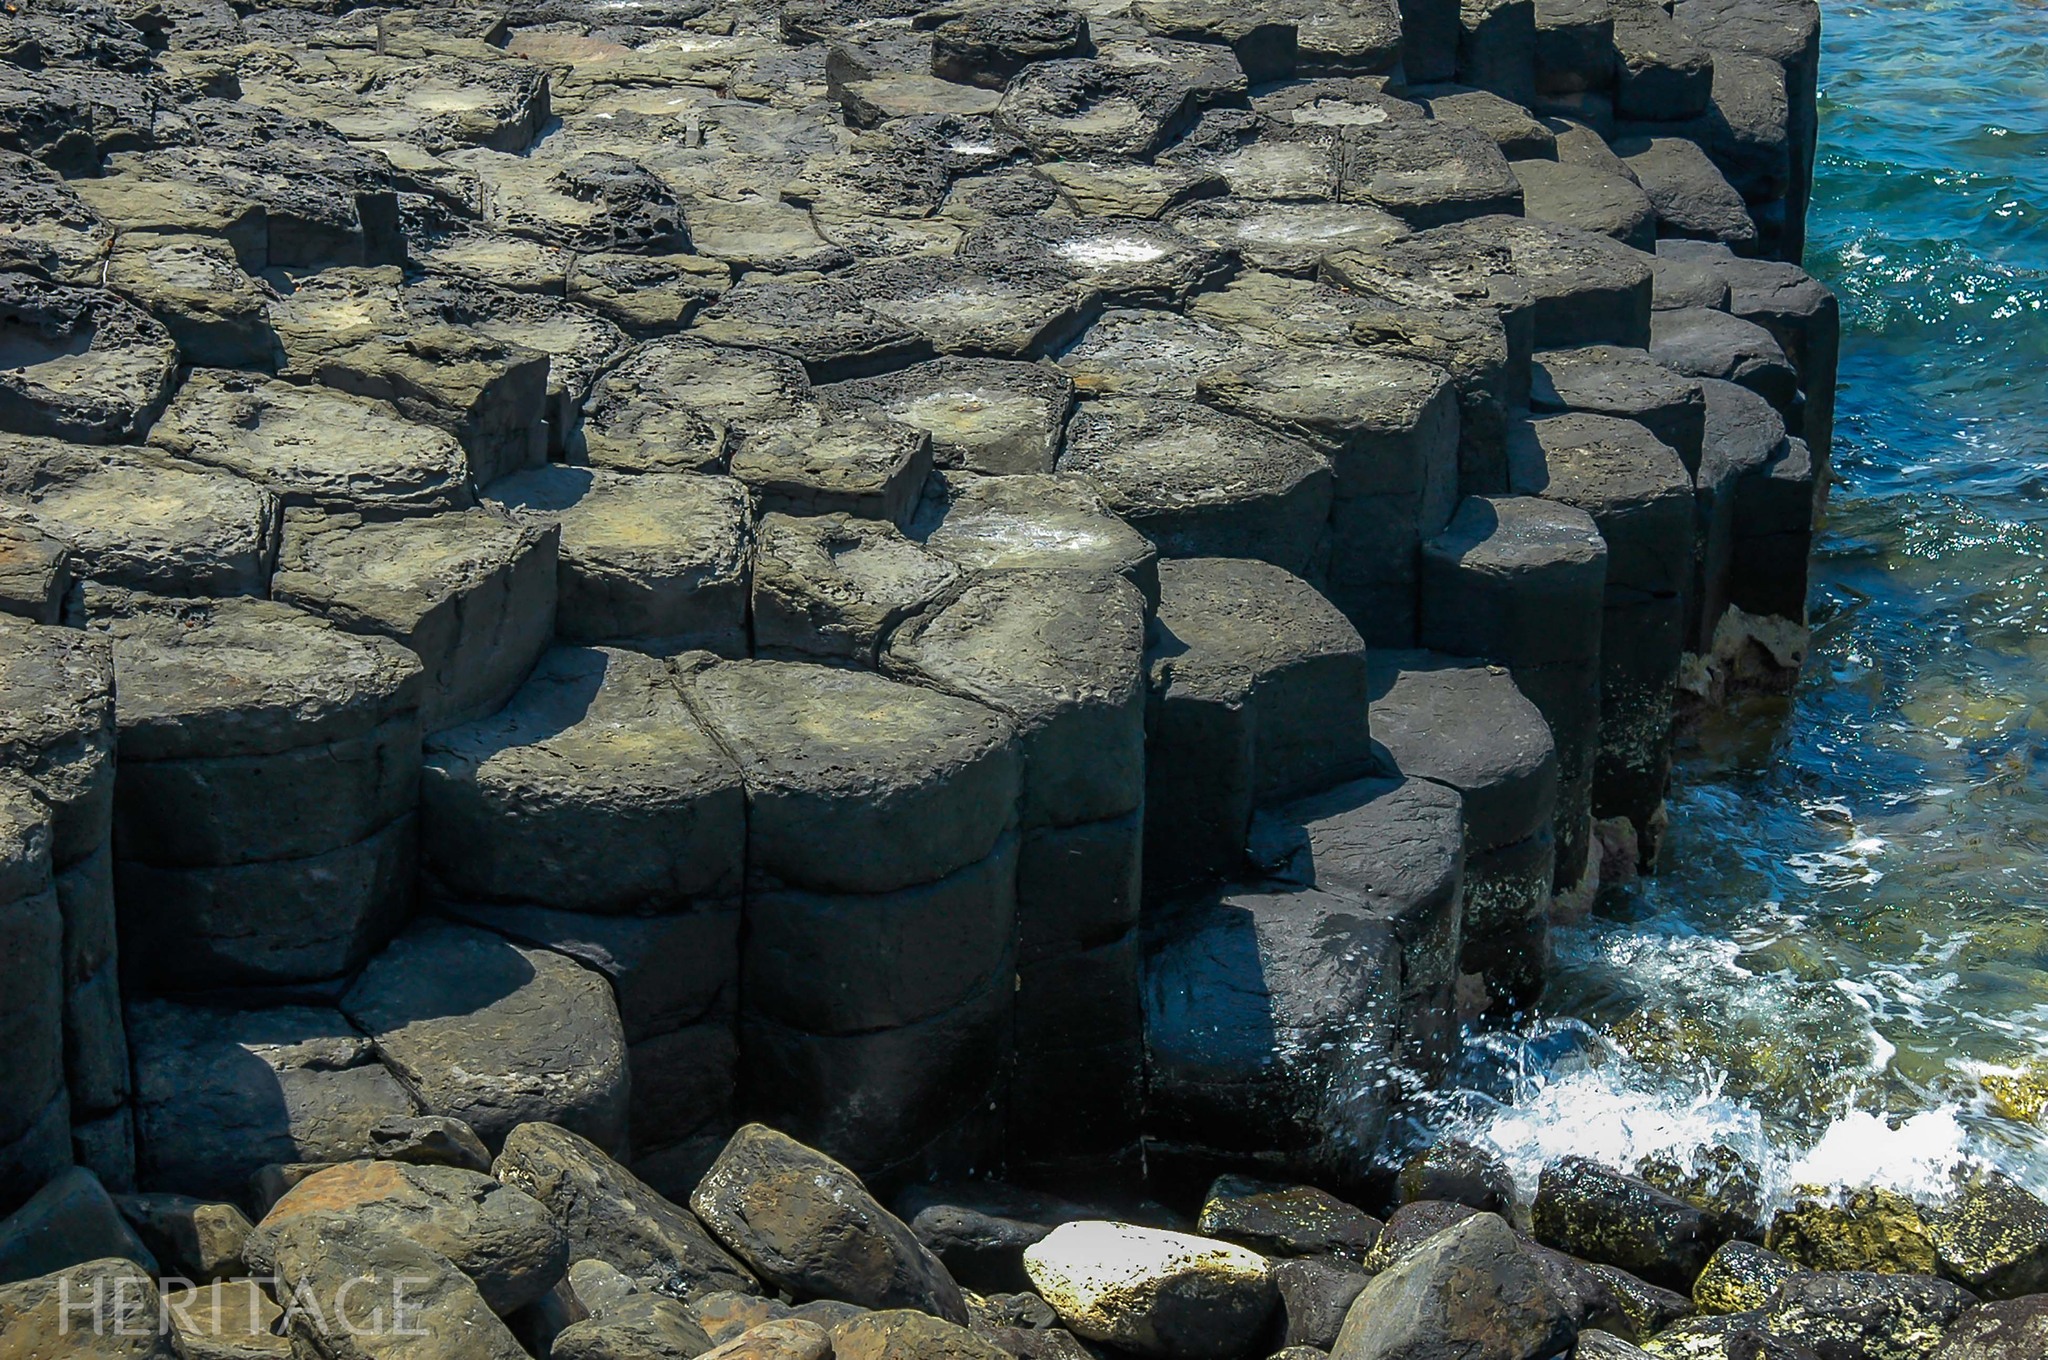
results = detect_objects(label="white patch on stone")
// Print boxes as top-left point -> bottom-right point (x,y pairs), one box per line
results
1056,237 -> 1171,266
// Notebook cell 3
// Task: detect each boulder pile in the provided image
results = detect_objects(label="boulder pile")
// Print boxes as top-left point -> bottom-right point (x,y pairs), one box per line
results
5,1119 -> 2047,1359
0,0 -> 1838,1307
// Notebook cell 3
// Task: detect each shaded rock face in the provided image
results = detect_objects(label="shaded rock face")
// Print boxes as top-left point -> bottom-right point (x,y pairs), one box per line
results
1332,1213 -> 1578,1360
692,1124 -> 967,1322
0,0 -> 1828,1255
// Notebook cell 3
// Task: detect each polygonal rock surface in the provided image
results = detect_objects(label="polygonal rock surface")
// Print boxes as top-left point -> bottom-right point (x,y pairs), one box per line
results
1168,198 -> 1410,276
486,465 -> 751,655
1060,398 -> 1333,574
104,232 -> 280,370
0,522 -> 67,624
732,418 -> 933,527
1531,344 -> 1707,474
1247,775 -> 1466,1069
265,271 -> 550,487
421,646 -> 746,913
1144,884 -> 1401,1169
1197,344 -> 1459,639
1339,121 -> 1526,228
689,273 -> 934,383
1367,650 -> 1558,851
0,435 -> 281,600
692,1124 -> 968,1320
1616,134 -> 1758,249
1053,308 -> 1257,400
342,922 -> 631,1153
271,508 -> 558,729
911,473 -> 1160,603
1023,1222 -> 1276,1360
0,274 -> 178,446
1507,411 -> 1693,598
1420,495 -> 1609,668
928,3 -> 1093,87
820,360 -> 1075,476
888,569 -> 1148,828
1650,305 -> 1798,416
0,153 -> 112,284
493,1121 -> 759,1301
969,216 -> 1235,309
149,369 -> 475,518
577,338 -> 819,474
753,513 -> 959,664
98,594 -> 423,765
1144,557 -> 1372,892
0,622 -> 114,869
688,659 -> 1020,895
1512,157 -> 1657,249
996,59 -> 1208,161
127,999 -> 420,1201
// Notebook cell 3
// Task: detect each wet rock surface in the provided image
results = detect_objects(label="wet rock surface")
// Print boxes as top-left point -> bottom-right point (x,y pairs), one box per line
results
0,0 -> 1846,1349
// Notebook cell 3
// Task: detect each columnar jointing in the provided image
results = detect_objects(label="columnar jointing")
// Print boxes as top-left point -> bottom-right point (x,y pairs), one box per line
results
0,0 -> 1829,1205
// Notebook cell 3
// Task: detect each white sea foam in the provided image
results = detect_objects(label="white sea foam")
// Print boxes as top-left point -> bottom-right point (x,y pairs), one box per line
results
1412,1026 -> 1991,1212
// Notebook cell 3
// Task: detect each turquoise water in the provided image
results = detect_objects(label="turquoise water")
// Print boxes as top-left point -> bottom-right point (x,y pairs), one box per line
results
1428,0 -> 2048,1201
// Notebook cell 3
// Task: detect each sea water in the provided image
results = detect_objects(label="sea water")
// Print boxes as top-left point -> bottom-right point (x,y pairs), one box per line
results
1412,0 -> 2048,1207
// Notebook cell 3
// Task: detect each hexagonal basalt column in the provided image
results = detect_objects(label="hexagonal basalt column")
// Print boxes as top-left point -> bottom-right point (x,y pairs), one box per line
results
888,569 -> 1149,1168
689,659 -> 1022,1178
1368,650 -> 1560,1009
1422,496 -> 1608,900
2,619 -> 127,1185
99,595 -> 424,993
1507,412 -> 1693,860
1144,558 -> 1375,900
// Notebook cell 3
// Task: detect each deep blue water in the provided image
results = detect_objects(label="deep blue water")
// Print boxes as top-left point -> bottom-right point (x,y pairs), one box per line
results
1427,0 -> 2048,1200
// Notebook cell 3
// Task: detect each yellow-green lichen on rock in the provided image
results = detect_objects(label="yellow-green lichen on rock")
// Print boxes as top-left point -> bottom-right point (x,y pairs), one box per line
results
1764,1186 -> 1937,1275
1690,1240 -> 1802,1314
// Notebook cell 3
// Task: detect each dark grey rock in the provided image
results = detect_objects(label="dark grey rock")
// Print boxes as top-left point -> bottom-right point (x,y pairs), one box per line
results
1330,1213 -> 1578,1360
244,1159 -> 566,1316
127,998 -> 419,1203
342,922 -> 630,1154
1396,1140 -> 1518,1216
0,1168 -> 157,1286
1198,1176 -> 1383,1260
1531,1156 -> 1718,1291
421,645 -> 745,914
691,1124 -> 968,1322
1764,1270 -> 1977,1360
494,1121 -> 758,1301
112,1193 -> 251,1284
1144,558 -> 1373,894
1247,776 -> 1466,1074
1273,1255 -> 1373,1349
1144,883 -> 1401,1183
0,274 -> 177,446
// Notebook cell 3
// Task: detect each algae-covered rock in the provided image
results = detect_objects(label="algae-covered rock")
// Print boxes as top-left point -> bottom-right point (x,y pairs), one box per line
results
1196,1176 -> 1382,1261
1532,1156 -> 1718,1291
1693,1240 -> 1803,1315
1761,1269 -> 1976,1360
1925,1172 -> 2048,1300
1635,1146 -> 1766,1243
1766,1188 -> 1939,1276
